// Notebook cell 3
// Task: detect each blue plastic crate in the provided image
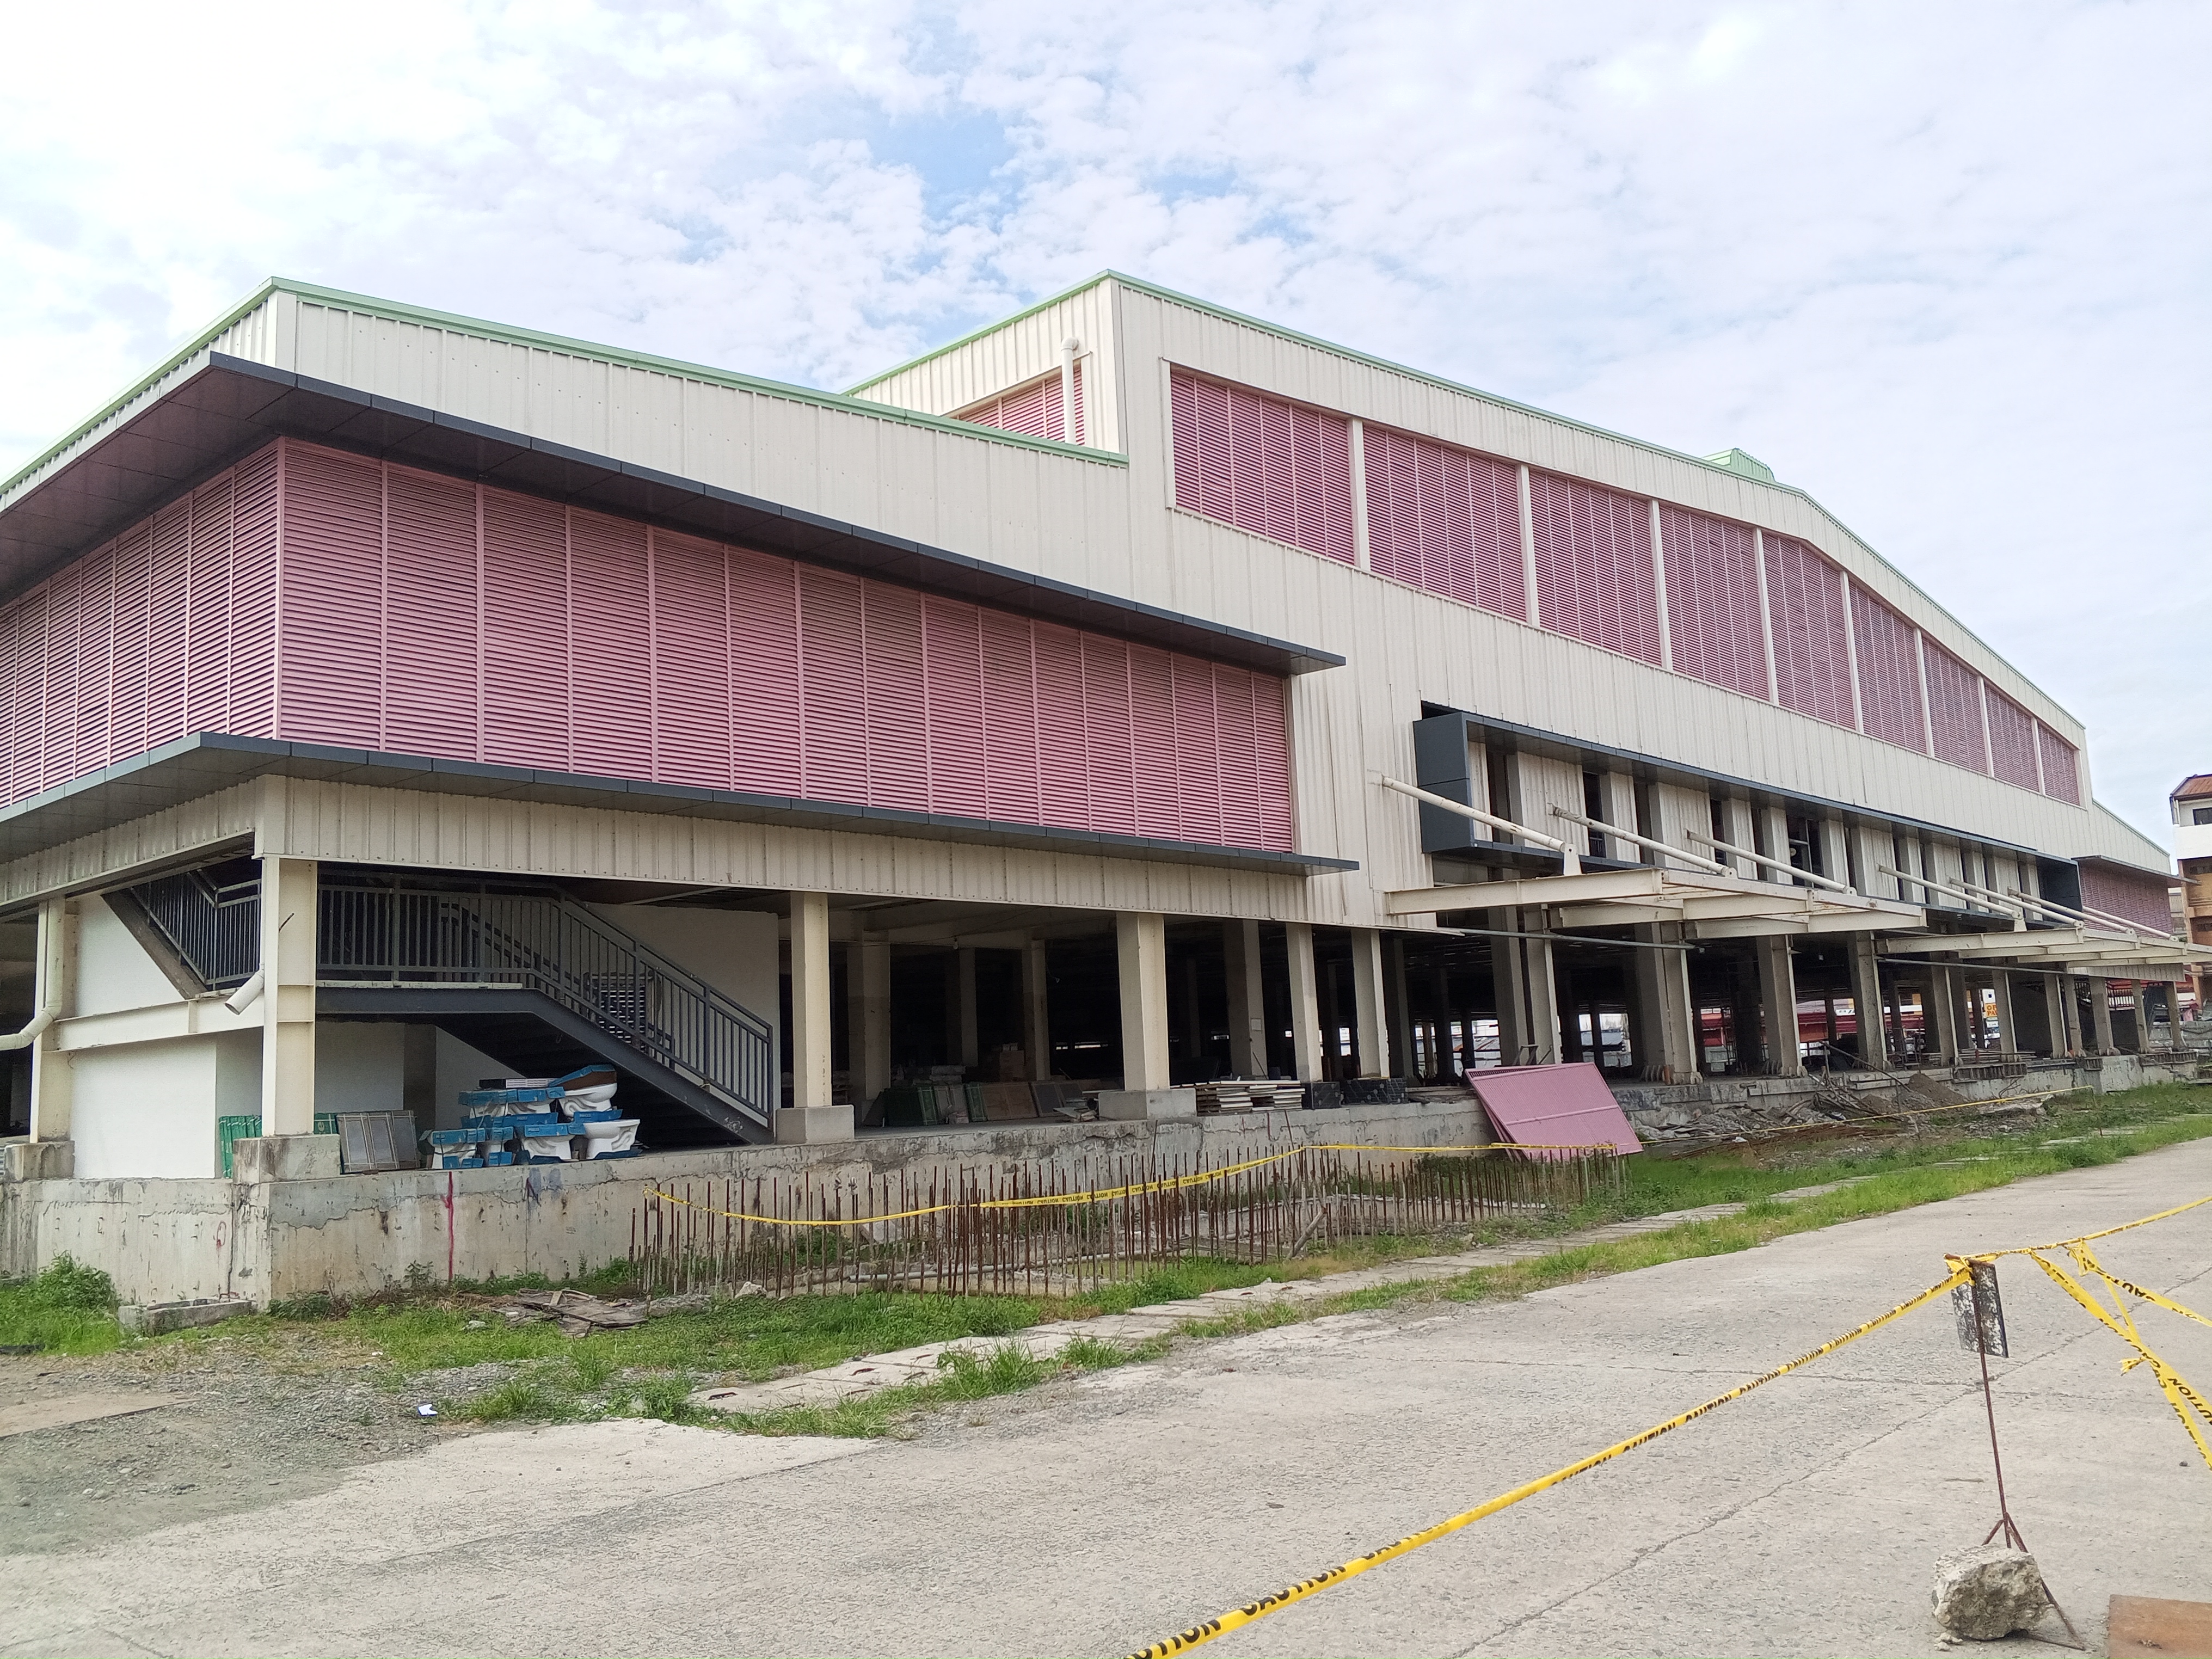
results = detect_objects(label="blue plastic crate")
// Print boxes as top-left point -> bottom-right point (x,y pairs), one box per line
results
458,1086 -> 566,1110
568,1108 -> 620,1124
428,1128 -> 486,1147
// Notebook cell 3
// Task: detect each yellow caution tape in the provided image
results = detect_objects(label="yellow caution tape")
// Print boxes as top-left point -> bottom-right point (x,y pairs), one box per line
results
1122,1264 -> 1973,1658
2024,1244 -> 2212,1472
645,1141 -> 1613,1230
1124,1190 -> 2212,1657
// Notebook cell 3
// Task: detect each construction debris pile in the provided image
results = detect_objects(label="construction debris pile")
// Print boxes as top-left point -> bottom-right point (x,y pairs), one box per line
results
1617,1071 -> 2026,1146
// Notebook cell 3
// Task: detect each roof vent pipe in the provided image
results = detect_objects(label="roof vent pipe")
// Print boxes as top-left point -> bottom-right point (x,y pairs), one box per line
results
1060,337 -> 1080,445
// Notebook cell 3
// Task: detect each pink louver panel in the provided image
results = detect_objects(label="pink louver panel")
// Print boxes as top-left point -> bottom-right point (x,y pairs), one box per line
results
1363,428 -> 1526,620
1130,647 -> 1179,839
922,597 -> 987,820
1984,690 -> 2040,790
952,361 -> 1085,445
1658,507 -> 1767,699
0,438 -> 1296,852
1849,586 -> 1926,752
797,568 -> 868,804
0,451 -> 282,807
382,467 -> 480,761
2036,725 -> 2080,804
1528,471 -> 1662,664
1922,641 -> 1987,772
650,530 -> 732,790
1169,368 -> 1354,564
728,549 -> 801,797
482,489 -> 572,770
1762,535 -> 1855,728
862,582 -> 927,812
278,445 -> 384,749
2078,863 -> 2171,931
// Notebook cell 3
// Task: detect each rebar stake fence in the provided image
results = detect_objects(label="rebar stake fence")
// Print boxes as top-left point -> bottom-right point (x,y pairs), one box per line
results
632,1145 -> 1623,1300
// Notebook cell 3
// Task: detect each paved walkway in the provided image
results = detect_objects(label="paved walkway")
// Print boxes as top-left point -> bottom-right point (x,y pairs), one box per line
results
690,1192 -> 1838,1415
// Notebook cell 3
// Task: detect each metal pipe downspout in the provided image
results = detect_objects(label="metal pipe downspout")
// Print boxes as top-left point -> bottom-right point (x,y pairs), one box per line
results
0,1000 -> 59,1052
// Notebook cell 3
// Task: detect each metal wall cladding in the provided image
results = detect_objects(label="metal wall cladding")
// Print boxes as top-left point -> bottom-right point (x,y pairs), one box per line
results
1657,506 -> 1766,699
951,362 -> 1084,444
2078,862 -> 2174,931
1169,368 -> 1355,565
1922,640 -> 1988,774
1528,471 -> 1662,666
1985,688 -> 2041,792
1849,584 -> 1926,753
0,446 -> 280,808
2036,724 -> 2081,805
1363,427 -> 1526,622
271,439 -> 1297,853
1762,534 -> 1855,729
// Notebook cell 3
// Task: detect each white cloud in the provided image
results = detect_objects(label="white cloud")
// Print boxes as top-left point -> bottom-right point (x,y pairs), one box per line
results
3,0 -> 2204,839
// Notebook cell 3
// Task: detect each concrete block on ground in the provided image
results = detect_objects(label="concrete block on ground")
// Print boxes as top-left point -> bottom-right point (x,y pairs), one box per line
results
1096,1087 -> 1197,1121
231,1134 -> 341,1183
2,1139 -> 73,1181
119,1295 -> 253,1335
773,1104 -> 855,1144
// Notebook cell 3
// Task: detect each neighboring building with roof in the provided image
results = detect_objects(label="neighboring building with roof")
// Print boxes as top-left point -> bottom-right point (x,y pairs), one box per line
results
1,273 -> 2203,1297
2172,773 -> 2212,1015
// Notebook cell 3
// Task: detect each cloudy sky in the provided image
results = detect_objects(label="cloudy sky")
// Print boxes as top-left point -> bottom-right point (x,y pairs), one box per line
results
3,1 -> 2204,846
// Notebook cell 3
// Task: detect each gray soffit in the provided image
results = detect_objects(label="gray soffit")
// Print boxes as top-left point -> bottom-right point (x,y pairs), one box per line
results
1421,702 -> 2051,865
0,733 -> 1358,879
0,353 -> 1344,679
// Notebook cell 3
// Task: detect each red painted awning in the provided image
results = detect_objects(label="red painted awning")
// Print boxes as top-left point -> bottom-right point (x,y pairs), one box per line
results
1470,1062 -> 1642,1156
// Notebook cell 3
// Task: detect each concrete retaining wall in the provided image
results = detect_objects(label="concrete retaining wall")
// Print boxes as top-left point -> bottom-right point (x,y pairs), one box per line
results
2,1098 -> 1486,1306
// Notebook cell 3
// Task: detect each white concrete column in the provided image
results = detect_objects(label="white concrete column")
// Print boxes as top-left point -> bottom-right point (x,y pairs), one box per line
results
1285,922 -> 1324,1083
2115,982 -> 2146,1054
779,891 -> 851,1141
1521,930 -> 1562,1066
1021,937 -> 1051,1082
1349,927 -> 1391,1079
955,945 -> 980,1069
1489,909 -> 1532,1066
2088,977 -> 2117,1055
1630,923 -> 1699,1082
1991,972 -> 2019,1056
1386,935 -> 1414,1079
1755,935 -> 1803,1076
859,939 -> 893,1104
1719,798 -> 1758,878
1848,935 -> 1891,1070
2049,973 -> 2082,1058
259,857 -> 319,1137
1115,911 -> 1171,1092
1223,919 -> 1265,1076
26,896 -> 78,1144
1926,962 -> 1962,1065
1756,805 -> 1792,883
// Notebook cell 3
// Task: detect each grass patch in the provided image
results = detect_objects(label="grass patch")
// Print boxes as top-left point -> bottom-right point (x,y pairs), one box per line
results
0,1255 -> 123,1355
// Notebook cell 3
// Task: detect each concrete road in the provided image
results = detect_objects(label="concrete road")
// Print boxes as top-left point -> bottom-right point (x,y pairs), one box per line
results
5,1142 -> 2210,1658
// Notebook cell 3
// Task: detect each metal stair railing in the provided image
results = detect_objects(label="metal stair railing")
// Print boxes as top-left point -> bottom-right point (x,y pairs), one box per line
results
317,885 -> 775,1130
125,869 -> 261,990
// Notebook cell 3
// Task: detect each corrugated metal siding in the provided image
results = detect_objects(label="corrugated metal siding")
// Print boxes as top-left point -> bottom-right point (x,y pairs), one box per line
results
1850,584 -> 1926,752
2037,724 -> 2081,804
260,439 -> 1294,852
1170,368 -> 1354,564
950,362 -> 1085,445
1986,687 -> 2040,791
0,448 -> 281,807
1763,534 -> 1855,728
1363,426 -> 1526,620
1922,640 -> 1986,773
2078,863 -> 2174,931
1528,470 -> 1662,665
1657,506 -> 1766,699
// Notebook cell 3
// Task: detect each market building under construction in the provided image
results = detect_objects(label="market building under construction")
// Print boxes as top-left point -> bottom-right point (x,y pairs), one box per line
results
1,273 -> 2202,1303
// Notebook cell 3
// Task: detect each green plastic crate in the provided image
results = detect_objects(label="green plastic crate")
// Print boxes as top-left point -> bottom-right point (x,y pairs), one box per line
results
314,1113 -> 338,1135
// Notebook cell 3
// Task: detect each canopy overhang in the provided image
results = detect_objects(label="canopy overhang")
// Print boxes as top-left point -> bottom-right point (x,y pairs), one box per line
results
1386,865 -> 1924,937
